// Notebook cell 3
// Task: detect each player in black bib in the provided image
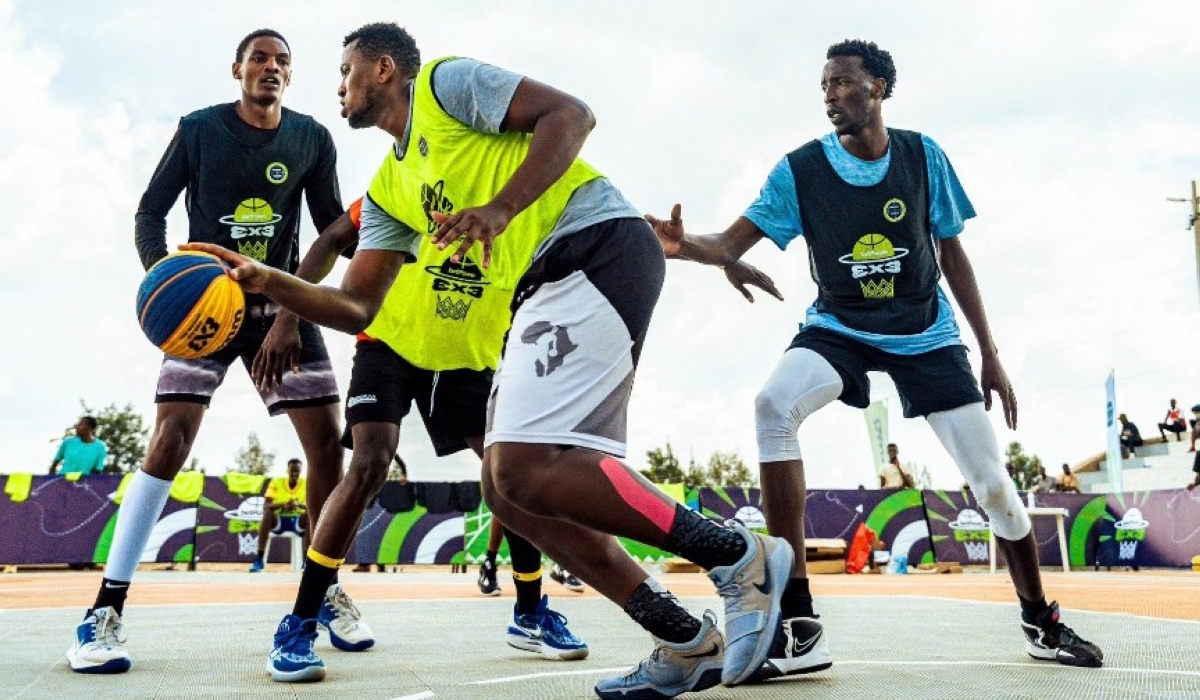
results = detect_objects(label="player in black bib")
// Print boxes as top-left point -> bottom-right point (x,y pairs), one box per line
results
67,29 -> 374,675
647,39 -> 1103,677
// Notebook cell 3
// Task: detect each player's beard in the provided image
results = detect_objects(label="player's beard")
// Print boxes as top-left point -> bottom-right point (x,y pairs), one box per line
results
347,84 -> 383,129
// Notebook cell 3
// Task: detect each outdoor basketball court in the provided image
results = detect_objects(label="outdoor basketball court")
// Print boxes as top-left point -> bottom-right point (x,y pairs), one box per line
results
2,569 -> 1196,699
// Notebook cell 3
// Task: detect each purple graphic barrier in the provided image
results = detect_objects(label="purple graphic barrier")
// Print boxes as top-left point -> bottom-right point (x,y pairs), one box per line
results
699,488 -> 933,565
0,475 -> 195,565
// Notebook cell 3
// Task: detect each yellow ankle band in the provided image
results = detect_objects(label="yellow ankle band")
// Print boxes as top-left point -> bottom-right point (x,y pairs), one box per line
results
512,567 -> 544,582
307,548 -> 344,569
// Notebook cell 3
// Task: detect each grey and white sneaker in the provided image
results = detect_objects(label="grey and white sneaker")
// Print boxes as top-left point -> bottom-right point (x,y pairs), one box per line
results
317,583 -> 375,652
708,521 -> 794,686
594,610 -> 724,700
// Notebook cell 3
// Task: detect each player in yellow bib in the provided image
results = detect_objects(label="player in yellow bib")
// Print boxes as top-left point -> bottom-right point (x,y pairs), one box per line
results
250,459 -> 307,572
190,23 -> 793,696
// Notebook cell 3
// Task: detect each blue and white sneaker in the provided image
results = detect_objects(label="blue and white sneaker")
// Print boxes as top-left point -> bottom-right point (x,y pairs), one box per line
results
268,614 -> 325,682
506,594 -> 589,660
317,583 -> 375,651
594,610 -> 724,700
249,556 -> 264,573
67,606 -> 132,674
708,521 -> 794,686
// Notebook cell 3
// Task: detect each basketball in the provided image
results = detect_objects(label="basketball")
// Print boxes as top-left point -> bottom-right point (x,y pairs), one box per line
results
135,251 -> 245,358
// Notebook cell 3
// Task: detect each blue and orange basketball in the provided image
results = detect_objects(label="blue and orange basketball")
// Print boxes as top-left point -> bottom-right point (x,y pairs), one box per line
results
136,251 -> 245,358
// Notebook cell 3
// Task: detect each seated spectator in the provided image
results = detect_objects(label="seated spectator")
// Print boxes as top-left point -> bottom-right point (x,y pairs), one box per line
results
879,443 -> 914,489
1118,413 -> 1144,457
249,459 -> 307,573
1031,466 -> 1057,493
1005,461 -> 1019,489
1158,399 -> 1187,442
49,416 -> 107,476
1058,464 -> 1081,493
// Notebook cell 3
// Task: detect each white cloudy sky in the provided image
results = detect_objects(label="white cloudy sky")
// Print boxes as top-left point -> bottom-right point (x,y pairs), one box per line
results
1,0 -> 1198,488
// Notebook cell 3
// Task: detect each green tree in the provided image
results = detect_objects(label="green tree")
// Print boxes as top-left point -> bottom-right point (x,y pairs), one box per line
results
232,432 -> 274,475
640,444 -> 758,490
1005,441 -> 1043,491
76,401 -> 150,474
641,443 -> 690,488
698,450 -> 758,489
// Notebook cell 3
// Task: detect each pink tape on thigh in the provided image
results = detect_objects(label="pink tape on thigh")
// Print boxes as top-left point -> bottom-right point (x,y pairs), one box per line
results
599,456 -> 676,534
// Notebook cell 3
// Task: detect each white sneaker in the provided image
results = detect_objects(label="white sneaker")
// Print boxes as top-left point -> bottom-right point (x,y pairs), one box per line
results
317,583 -> 375,651
67,606 -> 132,673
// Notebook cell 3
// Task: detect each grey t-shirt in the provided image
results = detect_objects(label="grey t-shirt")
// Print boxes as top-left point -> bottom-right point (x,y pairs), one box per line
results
357,58 -> 641,259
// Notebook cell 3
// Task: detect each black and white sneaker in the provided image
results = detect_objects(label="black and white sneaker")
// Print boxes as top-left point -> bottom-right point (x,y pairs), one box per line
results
752,616 -> 833,682
1021,601 -> 1103,668
549,564 -> 585,593
478,560 -> 501,596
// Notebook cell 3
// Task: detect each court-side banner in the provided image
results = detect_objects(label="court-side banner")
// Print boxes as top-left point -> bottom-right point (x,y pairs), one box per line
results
5,475 -> 1200,568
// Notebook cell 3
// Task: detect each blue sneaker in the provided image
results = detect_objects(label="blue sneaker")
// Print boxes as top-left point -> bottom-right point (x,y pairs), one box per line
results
267,614 -> 325,682
594,610 -> 724,700
708,521 -> 794,686
317,583 -> 375,651
66,607 -> 132,674
506,594 -> 589,660
249,556 -> 264,573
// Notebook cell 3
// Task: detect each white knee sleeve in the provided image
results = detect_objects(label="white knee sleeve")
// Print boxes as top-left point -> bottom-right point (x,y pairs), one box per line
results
927,403 -> 1031,540
755,348 -> 843,462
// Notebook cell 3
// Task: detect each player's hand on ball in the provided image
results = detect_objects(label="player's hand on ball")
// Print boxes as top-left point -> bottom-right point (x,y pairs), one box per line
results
430,205 -> 509,268
723,260 -> 784,303
644,203 -> 686,257
180,243 -> 271,293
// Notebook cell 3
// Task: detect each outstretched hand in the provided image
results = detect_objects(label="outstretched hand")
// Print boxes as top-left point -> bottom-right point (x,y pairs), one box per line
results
179,243 -> 272,294
723,260 -> 784,303
644,203 -> 685,257
980,354 -> 1017,430
430,205 -> 510,268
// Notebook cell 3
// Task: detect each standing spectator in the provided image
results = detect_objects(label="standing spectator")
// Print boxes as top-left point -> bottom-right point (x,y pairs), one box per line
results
1187,449 -> 1200,491
1031,466 -> 1057,493
1157,399 -> 1186,442
1188,403 -> 1199,453
879,443 -> 914,489
49,416 -> 108,476
1058,464 -> 1081,493
250,459 -> 308,572
1118,414 -> 1144,457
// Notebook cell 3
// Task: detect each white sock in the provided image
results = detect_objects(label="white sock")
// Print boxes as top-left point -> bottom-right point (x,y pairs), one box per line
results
104,470 -> 173,582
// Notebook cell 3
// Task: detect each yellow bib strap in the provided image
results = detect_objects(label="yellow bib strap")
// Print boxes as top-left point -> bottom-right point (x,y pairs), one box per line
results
307,548 -> 344,569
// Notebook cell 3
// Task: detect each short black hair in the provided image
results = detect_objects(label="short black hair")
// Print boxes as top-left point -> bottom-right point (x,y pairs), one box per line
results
236,28 -> 290,63
81,416 -> 97,430
827,39 -> 896,99
287,458 -> 302,467
344,23 -> 421,78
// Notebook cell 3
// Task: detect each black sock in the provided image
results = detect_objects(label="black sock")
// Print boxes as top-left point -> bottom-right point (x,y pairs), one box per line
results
93,578 -> 131,616
330,568 -> 338,585
256,548 -> 265,558
660,505 -> 748,571
1018,593 -> 1050,623
506,529 -> 543,616
485,549 -> 498,566
292,557 -> 339,620
623,582 -> 702,644
781,577 -> 814,619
